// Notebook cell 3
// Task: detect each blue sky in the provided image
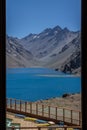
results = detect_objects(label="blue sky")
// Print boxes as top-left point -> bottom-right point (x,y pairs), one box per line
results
6,0 -> 81,38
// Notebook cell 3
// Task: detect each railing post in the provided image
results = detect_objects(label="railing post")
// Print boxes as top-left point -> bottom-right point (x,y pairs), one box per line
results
55,107 -> 57,120
65,127 -> 67,130
63,109 -> 65,122
38,127 -> 41,130
25,102 -> 27,113
36,103 -> 38,115
15,99 -> 16,110
10,98 -> 12,109
79,112 -> 81,126
30,102 -> 32,114
42,105 -> 44,116
71,110 -> 73,124
48,106 -> 50,118
20,100 -> 21,111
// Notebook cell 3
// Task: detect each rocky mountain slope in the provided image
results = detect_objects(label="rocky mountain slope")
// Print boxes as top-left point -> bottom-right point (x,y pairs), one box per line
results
6,36 -> 40,68
6,25 -> 81,75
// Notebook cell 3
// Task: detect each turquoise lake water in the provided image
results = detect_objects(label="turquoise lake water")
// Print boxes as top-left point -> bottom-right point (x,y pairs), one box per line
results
6,68 -> 81,101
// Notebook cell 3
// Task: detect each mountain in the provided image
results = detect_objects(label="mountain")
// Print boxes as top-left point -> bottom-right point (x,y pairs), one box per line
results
19,26 -> 78,58
6,25 -> 81,75
6,35 -> 40,68
57,34 -> 81,75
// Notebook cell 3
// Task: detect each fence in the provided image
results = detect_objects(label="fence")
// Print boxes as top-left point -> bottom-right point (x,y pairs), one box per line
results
6,98 -> 82,126
6,126 -> 82,130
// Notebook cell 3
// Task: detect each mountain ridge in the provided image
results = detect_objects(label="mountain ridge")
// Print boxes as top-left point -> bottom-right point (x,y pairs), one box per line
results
6,25 -> 81,75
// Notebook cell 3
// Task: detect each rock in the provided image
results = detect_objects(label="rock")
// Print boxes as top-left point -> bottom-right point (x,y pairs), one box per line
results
55,68 -> 59,71
62,93 -> 70,98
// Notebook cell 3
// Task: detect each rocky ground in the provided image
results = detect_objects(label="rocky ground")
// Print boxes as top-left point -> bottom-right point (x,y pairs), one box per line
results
35,93 -> 81,111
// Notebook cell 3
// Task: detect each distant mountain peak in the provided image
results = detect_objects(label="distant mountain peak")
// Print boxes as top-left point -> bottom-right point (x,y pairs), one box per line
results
22,33 -> 35,40
63,27 -> 69,32
53,25 -> 62,31
43,28 -> 52,32
27,33 -> 33,37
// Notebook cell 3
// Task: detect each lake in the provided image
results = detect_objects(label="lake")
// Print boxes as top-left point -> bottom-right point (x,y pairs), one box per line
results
6,68 -> 81,101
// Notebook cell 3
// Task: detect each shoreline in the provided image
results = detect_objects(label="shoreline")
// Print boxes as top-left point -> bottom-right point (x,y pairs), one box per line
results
35,93 -> 81,111
6,93 -> 81,111
36,74 -> 80,78
6,67 -> 81,77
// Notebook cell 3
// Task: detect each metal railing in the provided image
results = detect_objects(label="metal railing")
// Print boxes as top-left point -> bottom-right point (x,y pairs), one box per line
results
6,126 -> 82,130
6,98 -> 82,126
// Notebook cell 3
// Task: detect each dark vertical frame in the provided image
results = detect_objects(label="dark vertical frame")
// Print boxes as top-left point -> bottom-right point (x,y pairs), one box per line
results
0,0 -> 6,129
81,0 -> 87,129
